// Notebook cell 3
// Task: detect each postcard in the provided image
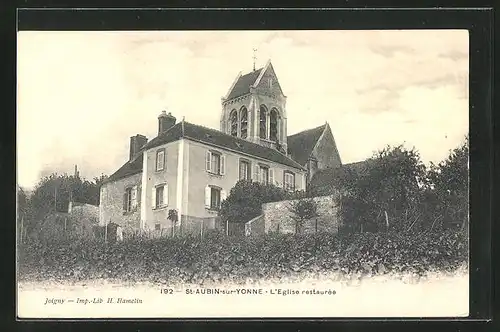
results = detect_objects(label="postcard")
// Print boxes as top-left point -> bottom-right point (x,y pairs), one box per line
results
17,30 -> 469,318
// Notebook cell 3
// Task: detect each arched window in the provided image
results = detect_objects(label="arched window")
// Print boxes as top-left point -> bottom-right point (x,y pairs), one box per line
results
240,107 -> 248,139
229,109 -> 238,137
259,105 -> 267,139
270,108 -> 279,142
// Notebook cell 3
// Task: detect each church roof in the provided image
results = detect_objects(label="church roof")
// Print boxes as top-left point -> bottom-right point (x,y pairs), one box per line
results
105,120 -> 305,184
226,67 -> 263,100
287,124 -> 327,166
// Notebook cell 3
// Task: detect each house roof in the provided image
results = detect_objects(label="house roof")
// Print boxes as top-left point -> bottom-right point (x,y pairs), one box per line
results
226,68 -> 263,100
103,154 -> 143,184
287,124 -> 327,166
105,120 -> 305,184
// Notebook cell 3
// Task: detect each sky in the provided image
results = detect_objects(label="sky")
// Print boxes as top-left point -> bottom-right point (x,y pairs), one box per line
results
17,30 -> 469,190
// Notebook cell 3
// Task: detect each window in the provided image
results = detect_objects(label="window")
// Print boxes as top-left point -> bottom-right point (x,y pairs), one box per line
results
152,184 -> 168,209
211,187 -> 221,210
284,171 -> 296,192
270,108 -> 278,142
230,109 -> 238,137
260,166 -> 269,185
156,149 -> 165,171
123,187 -> 132,212
205,151 -> 225,176
240,107 -> 248,139
239,160 -> 251,181
155,223 -> 161,231
123,185 -> 139,213
156,185 -> 164,208
205,186 -> 226,210
259,105 -> 267,139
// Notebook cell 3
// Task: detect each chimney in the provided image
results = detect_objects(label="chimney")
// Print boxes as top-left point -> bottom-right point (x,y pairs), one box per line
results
130,134 -> 148,161
158,110 -> 176,135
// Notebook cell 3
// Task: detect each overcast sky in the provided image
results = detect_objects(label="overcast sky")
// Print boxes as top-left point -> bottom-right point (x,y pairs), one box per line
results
17,30 -> 469,189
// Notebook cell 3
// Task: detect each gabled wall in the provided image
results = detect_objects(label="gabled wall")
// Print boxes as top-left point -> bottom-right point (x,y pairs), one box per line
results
308,124 -> 342,183
99,173 -> 142,231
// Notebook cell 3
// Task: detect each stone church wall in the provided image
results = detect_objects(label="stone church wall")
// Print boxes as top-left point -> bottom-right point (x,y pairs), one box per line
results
261,194 -> 340,235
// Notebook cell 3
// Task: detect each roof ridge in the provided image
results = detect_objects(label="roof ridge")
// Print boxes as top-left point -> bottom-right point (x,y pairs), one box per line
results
183,121 -> 304,168
287,123 -> 327,138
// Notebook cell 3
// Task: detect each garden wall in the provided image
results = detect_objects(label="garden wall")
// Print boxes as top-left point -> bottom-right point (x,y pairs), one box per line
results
261,194 -> 340,234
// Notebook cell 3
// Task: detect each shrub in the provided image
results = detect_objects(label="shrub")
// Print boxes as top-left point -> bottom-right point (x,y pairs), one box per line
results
219,180 -> 287,224
288,198 -> 319,234
18,229 -> 467,284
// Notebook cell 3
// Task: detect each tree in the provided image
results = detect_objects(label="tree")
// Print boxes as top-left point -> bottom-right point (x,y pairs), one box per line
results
427,135 -> 469,231
17,186 -> 28,220
219,180 -> 287,224
167,209 -> 178,237
336,144 -> 428,233
25,172 -> 107,234
288,198 -> 319,234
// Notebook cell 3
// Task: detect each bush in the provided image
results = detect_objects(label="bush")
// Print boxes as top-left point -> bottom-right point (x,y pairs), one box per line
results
18,229 -> 467,284
327,139 -> 469,235
288,198 -> 319,234
219,180 -> 287,224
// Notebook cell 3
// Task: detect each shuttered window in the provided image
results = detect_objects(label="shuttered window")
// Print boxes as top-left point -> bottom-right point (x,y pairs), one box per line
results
205,186 -> 224,210
152,184 -> 168,209
123,187 -> 132,212
283,171 -> 296,192
206,150 -> 225,176
239,160 -> 251,181
156,149 -> 165,171
259,166 -> 269,185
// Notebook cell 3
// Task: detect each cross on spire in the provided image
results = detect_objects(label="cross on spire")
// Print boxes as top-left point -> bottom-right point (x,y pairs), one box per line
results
253,48 -> 257,71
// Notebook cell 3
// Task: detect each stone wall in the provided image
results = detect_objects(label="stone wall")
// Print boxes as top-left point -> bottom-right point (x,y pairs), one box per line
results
262,194 -> 340,234
99,173 -> 142,232
245,214 -> 265,236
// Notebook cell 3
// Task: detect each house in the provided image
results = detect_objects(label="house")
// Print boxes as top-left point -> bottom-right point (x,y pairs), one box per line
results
99,60 -> 343,235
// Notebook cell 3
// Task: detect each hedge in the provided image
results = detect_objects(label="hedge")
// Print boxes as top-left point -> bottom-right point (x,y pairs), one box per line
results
18,229 -> 467,285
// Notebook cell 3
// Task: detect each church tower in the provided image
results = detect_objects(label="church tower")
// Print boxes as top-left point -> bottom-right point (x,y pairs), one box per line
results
220,60 -> 288,154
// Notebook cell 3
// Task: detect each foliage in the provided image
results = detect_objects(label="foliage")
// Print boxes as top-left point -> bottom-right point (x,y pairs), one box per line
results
167,209 -> 179,236
18,229 -> 467,284
335,144 -> 428,233
220,180 -> 312,224
426,136 -> 469,231
288,198 -> 319,234
23,172 -> 107,234
17,186 -> 28,220
311,138 -> 469,235
219,180 -> 287,223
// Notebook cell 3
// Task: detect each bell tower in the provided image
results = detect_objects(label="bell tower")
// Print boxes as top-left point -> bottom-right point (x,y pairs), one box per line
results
220,60 -> 288,154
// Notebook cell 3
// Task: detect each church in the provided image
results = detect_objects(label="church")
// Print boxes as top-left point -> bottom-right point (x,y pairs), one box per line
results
99,60 -> 342,234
